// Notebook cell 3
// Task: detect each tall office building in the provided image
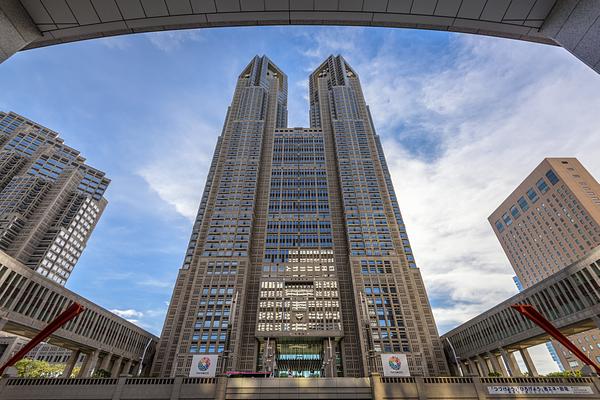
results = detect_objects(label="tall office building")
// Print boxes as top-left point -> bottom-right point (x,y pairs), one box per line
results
0,112 -> 109,286
153,55 -> 447,378
489,157 -> 600,370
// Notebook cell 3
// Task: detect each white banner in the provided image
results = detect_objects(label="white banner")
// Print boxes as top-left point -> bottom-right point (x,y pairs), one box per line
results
380,353 -> 410,377
487,385 -> 594,395
189,354 -> 218,378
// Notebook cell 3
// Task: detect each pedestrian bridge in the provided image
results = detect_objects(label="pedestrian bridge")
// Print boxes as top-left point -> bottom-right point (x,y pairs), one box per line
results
0,251 -> 158,378
441,245 -> 600,378
1,0 -> 599,74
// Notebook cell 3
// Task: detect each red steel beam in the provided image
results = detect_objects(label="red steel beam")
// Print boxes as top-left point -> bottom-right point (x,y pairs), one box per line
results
0,302 -> 85,375
511,303 -> 600,375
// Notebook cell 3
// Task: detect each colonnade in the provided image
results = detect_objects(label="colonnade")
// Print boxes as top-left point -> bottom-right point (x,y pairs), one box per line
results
455,348 -> 539,378
60,350 -> 138,378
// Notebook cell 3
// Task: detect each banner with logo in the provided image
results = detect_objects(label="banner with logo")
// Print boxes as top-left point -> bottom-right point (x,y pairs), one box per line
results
189,354 -> 218,377
381,353 -> 410,377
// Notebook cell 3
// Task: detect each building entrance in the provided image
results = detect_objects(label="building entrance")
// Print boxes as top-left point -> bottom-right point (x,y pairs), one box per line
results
270,340 -> 323,377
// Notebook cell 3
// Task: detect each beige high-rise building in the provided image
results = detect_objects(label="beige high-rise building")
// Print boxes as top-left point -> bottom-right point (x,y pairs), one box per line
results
0,112 -> 109,286
489,157 -> 600,370
152,55 -> 448,378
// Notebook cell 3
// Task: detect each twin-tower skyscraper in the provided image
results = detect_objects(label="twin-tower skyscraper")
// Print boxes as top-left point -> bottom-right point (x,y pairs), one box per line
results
152,55 -> 448,378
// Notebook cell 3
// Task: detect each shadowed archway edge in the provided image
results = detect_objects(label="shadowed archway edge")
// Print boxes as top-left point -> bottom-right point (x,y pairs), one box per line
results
1,1 -> 600,74
23,11 -> 557,50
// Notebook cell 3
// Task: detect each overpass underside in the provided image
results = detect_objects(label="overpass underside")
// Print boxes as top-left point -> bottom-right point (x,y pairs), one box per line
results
1,0 -> 599,74
0,251 -> 158,378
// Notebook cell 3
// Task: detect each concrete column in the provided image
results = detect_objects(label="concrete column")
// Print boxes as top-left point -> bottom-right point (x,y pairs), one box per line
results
414,376 -> 427,400
111,356 -> 123,378
77,350 -> 99,378
99,353 -> 112,374
476,355 -> 490,376
487,352 -> 503,376
0,339 -> 17,366
448,359 -> 461,376
519,348 -> 539,377
463,361 -> 474,376
214,376 -> 228,400
121,359 -> 132,376
540,0 -> 600,74
500,349 -> 522,377
471,376 -> 488,400
61,350 -> 81,378
0,0 -> 41,63
322,338 -> 336,377
111,377 -> 127,400
0,318 -> 8,331
170,376 -> 183,400
493,352 -> 509,376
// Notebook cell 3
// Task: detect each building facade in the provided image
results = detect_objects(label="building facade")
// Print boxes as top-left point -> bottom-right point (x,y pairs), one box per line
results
153,55 -> 447,378
0,112 -> 109,285
489,158 -> 600,371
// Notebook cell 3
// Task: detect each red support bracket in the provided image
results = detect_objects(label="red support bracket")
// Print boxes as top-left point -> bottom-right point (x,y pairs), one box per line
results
0,302 -> 85,375
511,303 -> 600,375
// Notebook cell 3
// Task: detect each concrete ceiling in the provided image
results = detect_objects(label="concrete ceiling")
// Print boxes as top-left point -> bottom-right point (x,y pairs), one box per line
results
1,1 -> 599,74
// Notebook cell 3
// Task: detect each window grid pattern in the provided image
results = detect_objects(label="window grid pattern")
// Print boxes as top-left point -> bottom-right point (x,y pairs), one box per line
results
257,130 -> 342,336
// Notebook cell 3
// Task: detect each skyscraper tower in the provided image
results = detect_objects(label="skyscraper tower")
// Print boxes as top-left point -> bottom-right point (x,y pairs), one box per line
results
153,56 -> 447,378
0,112 -> 109,285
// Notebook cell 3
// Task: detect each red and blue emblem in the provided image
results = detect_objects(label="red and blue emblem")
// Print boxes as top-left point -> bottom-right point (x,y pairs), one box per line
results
197,356 -> 211,371
388,356 -> 402,371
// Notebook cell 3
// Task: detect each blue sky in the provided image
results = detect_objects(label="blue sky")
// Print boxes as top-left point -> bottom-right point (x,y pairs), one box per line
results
1,25 -> 600,374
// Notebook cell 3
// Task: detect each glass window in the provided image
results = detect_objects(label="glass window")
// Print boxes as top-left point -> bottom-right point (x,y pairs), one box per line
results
517,196 -> 529,212
502,212 -> 512,226
510,206 -> 520,219
536,178 -> 549,194
527,188 -> 539,203
546,169 -> 559,185
495,220 -> 504,233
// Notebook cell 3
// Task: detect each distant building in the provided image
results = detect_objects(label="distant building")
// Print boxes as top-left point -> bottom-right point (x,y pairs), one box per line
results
512,275 -> 523,292
490,158 -> 600,370
153,55 -> 448,378
0,333 -> 83,367
0,112 -> 109,285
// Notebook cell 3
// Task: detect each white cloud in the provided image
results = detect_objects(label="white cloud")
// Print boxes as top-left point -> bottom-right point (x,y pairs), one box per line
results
299,29 -> 600,373
110,308 -> 144,319
97,36 -> 133,50
137,110 -> 219,220
145,30 -> 204,52
110,307 -> 168,335
364,36 -> 600,333
138,277 -> 175,289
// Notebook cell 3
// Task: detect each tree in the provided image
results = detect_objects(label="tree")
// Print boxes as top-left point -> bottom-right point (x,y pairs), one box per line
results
15,359 -> 64,378
14,358 -> 81,378
545,370 -> 582,378
93,368 -> 111,378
